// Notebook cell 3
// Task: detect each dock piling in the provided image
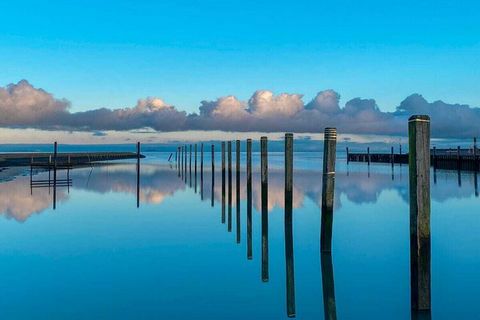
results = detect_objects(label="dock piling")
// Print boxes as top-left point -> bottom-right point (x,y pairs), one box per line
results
228,141 -> 232,232
221,142 -> 226,223
211,144 -> 215,207
261,136 -> 269,282
284,133 -> 295,317
247,139 -> 253,259
236,140 -> 241,243
408,115 -> 431,311
321,128 -> 337,253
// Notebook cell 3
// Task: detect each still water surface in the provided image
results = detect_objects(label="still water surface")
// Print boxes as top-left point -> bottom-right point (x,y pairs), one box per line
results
0,151 -> 479,319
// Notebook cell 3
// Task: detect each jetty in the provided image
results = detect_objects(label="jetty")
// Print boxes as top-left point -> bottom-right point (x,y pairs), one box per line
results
0,150 -> 144,167
347,144 -> 479,171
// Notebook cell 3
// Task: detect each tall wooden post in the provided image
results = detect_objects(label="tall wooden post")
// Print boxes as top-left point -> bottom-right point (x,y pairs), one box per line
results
136,142 -> 140,208
200,143 -> 204,199
221,142 -> 226,223
474,137 -> 478,172
194,144 -> 198,193
236,140 -> 241,243
408,115 -> 431,311
53,141 -> 58,210
228,141 -> 232,232
284,133 -> 295,317
321,128 -> 337,252
246,138 -> 253,259
211,144 -> 215,207
189,144 -> 192,186
261,136 -> 269,281
346,147 -> 349,164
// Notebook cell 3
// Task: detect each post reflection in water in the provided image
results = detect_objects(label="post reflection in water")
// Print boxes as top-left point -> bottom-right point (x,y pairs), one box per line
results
221,142 -> 226,223
321,252 -> 337,320
284,133 -> 295,317
236,140 -> 241,244
261,136 -> 269,282
228,141 -> 232,232
246,139 -> 253,259
136,142 -> 140,208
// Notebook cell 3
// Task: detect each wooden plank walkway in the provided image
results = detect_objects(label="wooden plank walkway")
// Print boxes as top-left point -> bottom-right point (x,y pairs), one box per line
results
0,152 -> 144,167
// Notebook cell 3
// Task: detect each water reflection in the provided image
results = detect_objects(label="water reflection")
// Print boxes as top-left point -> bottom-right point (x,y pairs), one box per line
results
1,162 -> 479,222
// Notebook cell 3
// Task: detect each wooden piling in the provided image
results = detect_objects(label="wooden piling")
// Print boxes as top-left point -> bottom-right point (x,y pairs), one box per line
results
474,137 -> 478,172
247,138 -> 253,259
195,144 -> 198,192
211,144 -> 215,207
189,144 -> 192,186
408,115 -> 431,311
228,141 -> 232,232
284,133 -> 295,317
222,142 -> 226,223
236,140 -> 241,243
321,128 -> 337,253
367,147 -> 370,165
200,143 -> 204,199
261,136 -> 269,281
346,147 -> 349,164
53,142 -> 57,210
136,142 -> 140,208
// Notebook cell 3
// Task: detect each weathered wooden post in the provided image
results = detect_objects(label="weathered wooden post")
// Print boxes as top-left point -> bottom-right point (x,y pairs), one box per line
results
211,144 -> 215,207
228,141 -> 232,232
137,142 -> 141,208
408,115 -> 431,311
194,144 -> 198,192
284,133 -> 295,317
474,137 -> 478,172
346,147 -> 349,164
367,147 -> 370,165
184,144 -> 188,182
221,142 -> 226,223
321,252 -> 337,320
400,144 -> 402,155
246,138 -> 253,259
321,128 -> 337,252
53,141 -> 58,210
200,143 -> 204,199
189,144 -> 192,186
236,140 -> 241,244
261,136 -> 269,281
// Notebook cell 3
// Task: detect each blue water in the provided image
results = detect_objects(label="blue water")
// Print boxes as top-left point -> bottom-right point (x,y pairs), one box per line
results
0,149 -> 479,319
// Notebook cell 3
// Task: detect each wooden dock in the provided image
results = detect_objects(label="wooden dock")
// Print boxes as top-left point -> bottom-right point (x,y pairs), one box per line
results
0,152 -> 144,167
347,148 -> 479,171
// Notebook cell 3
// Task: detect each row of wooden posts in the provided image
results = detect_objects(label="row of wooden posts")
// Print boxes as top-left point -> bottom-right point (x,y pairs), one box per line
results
174,115 -> 432,313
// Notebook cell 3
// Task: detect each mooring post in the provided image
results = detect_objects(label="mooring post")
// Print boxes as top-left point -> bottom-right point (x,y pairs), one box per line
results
247,138 -> 253,259
236,140 -> 241,243
284,133 -> 295,317
195,144 -> 198,192
221,142 -> 226,223
180,146 -> 183,178
189,144 -> 192,186
346,147 -> 349,164
321,128 -> 337,252
474,137 -> 478,172
367,147 -> 370,165
228,141 -> 232,232
408,115 -> 431,311
457,146 -> 461,170
261,136 -> 269,281
184,144 -> 188,182
200,143 -> 204,199
53,141 -> 58,210
137,142 -> 141,208
211,144 -> 215,207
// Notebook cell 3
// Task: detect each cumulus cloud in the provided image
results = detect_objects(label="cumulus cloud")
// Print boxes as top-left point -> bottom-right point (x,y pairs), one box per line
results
0,80 -> 479,138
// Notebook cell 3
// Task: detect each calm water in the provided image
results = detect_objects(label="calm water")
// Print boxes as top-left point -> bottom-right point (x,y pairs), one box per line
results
0,151 -> 479,319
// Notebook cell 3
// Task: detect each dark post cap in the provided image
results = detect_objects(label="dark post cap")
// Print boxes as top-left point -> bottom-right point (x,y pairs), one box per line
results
408,115 -> 430,122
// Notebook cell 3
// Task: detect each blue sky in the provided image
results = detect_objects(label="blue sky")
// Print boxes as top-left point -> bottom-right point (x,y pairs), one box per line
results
1,0 -> 479,113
